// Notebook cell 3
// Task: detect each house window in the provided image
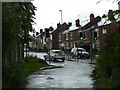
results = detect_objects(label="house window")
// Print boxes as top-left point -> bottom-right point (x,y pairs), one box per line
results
70,43 -> 73,48
69,32 -> 73,40
43,37 -> 46,44
66,33 -> 69,40
50,35 -> 52,40
103,28 -> 107,34
66,43 -> 69,49
80,31 -> 87,40
59,34 -> 62,42
83,32 -> 87,40
59,43 -> 61,47
95,28 -> 99,36
41,39 -> 43,43
65,43 -> 67,50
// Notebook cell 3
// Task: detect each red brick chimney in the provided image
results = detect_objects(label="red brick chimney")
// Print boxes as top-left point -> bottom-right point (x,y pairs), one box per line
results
68,22 -> 72,27
49,26 -> 54,31
57,22 -> 61,29
40,29 -> 43,33
90,14 -> 94,22
75,19 -> 80,27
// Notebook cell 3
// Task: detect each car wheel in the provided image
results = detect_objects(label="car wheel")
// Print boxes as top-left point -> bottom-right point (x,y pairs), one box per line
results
44,56 -> 47,61
82,55 -> 84,59
45,58 -> 47,61
62,59 -> 65,62
51,57 -> 54,61
72,54 -> 74,58
52,57 -> 56,62
87,56 -> 89,59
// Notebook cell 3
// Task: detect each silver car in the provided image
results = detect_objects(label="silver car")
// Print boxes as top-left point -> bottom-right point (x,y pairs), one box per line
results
44,50 -> 65,62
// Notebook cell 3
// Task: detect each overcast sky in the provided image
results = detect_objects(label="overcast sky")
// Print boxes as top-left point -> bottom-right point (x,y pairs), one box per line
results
31,0 -> 119,32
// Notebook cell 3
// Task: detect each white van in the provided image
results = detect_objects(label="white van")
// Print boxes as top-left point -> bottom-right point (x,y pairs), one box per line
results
71,47 -> 89,59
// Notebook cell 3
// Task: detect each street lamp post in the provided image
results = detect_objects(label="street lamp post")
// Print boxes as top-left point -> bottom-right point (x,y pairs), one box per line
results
59,10 -> 63,24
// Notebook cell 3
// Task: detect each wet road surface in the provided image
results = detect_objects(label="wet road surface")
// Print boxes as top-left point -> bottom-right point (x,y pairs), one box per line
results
23,52 -> 94,88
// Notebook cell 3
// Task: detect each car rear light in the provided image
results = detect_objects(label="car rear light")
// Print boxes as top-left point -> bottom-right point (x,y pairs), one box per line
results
54,51 -> 56,53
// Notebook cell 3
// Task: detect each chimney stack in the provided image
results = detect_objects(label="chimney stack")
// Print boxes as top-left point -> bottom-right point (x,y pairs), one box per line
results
49,26 -> 54,31
57,22 -> 61,28
40,29 -> 43,33
75,19 -> 80,27
68,22 -> 72,27
90,13 -> 94,22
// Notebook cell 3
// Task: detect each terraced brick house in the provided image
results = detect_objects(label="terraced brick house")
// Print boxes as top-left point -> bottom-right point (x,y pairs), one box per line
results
34,10 -> 120,52
51,13 -> 120,51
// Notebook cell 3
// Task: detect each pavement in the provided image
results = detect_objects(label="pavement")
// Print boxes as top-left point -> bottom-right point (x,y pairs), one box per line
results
39,65 -> 64,70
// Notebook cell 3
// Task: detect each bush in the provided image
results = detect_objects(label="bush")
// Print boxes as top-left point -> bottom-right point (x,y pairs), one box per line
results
94,28 -> 120,88
92,48 -> 99,55
2,62 -> 23,88
24,55 -> 48,64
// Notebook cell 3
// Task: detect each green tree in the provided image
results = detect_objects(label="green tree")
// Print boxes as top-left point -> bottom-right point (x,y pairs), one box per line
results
94,23 -> 120,88
2,2 -> 36,63
2,2 -> 37,88
97,0 -> 120,21
93,1 -> 120,88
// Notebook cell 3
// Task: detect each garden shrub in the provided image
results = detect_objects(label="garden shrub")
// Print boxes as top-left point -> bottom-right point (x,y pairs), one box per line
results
24,55 -> 48,65
2,61 -> 23,88
94,28 -> 120,88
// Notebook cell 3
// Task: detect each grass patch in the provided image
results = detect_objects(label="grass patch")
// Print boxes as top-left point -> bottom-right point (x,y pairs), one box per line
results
21,62 -> 48,79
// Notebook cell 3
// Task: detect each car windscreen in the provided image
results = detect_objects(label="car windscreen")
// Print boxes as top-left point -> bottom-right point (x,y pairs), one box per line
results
77,49 -> 85,52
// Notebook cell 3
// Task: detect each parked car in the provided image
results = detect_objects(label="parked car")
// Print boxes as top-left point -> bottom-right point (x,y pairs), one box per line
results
44,50 -> 65,62
71,47 -> 89,59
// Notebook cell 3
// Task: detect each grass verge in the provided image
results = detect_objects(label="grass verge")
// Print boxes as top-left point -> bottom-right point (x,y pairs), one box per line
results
2,55 -> 48,88
21,62 -> 48,79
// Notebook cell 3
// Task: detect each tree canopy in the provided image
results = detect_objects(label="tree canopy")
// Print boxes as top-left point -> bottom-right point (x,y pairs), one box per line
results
2,2 -> 36,62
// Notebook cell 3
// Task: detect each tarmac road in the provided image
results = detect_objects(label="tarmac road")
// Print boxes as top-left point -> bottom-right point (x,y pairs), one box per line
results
23,52 -> 94,88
